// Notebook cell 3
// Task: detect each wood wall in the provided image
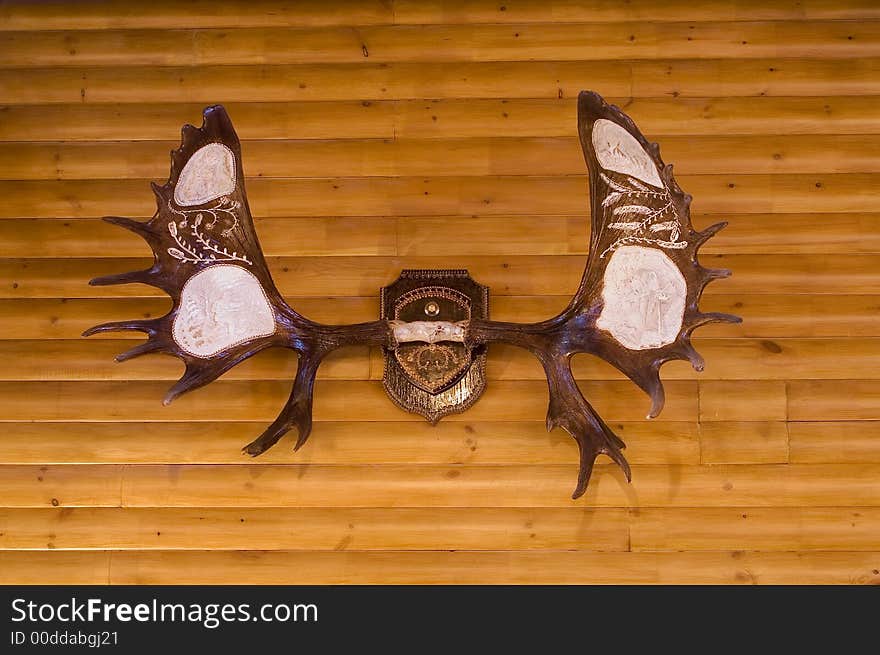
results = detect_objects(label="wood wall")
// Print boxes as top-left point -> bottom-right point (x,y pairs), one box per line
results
0,0 -> 878,584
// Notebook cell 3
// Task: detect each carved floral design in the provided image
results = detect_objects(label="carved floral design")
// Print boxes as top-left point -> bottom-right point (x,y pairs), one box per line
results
598,172 -> 688,259
166,197 -> 251,265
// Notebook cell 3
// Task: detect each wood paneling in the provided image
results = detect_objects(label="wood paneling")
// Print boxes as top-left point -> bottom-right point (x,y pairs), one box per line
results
0,421 -> 700,465
2,549 -> 878,585
7,136 -> 880,181
3,254 -> 879,299
4,60 -> 879,104
0,380 -> 700,422
0,0 -> 877,585
5,98 -> 880,142
3,214 -> 880,258
3,174 -> 875,218
4,338 -> 879,382
0,507 -> 632,551
4,463 -> 880,509
3,22 -> 878,67
3,1 -> 879,31
789,422 -> 880,463
631,507 -> 880,551
0,295 -> 876,340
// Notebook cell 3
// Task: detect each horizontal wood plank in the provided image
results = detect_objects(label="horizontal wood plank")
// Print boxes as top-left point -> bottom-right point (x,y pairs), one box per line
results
0,174 -> 873,219
1,255 -> 871,298
393,0 -> 880,25
0,465 -> 123,508
0,379 -> 697,423
5,506 -> 878,552
702,295 -> 880,338
5,462 -> 878,509
5,135 -> 880,180
0,551 -> 110,584
3,22 -> 878,68
0,421 -> 700,465
0,1 -> 393,31
6,338 -> 879,382
3,549 -> 877,585
4,98 -> 879,142
2,0 -> 877,31
114,463 -> 880,509
700,421 -> 789,464
3,295 -> 875,341
106,550 -> 880,584
789,422 -> 880,463
2,461 -> 864,509
1,214 -> 878,259
631,507 -> 880,551
700,381 -> 787,421
2,60 -> 878,104
788,380 -> 880,421
0,506 -> 630,551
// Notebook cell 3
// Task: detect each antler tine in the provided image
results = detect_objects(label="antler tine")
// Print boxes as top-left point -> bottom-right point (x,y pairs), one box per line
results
114,338 -> 166,363
82,318 -> 161,337
544,356 -> 632,498
467,320 -> 634,496
88,268 -> 160,289
242,352 -> 319,457
242,319 -> 393,455
690,312 -> 744,329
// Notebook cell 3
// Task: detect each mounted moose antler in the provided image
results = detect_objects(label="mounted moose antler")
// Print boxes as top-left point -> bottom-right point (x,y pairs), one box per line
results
82,106 -> 392,457
85,91 -> 739,498
469,92 -> 741,497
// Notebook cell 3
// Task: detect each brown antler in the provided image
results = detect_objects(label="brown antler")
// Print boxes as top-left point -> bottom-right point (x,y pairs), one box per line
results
83,105 -> 393,457
87,93 -> 738,500
469,91 -> 740,497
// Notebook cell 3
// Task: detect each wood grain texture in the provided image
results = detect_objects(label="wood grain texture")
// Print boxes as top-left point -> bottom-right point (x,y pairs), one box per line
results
2,174 -> 875,218
3,338 -> 878,382
0,295 -> 877,340
3,1 -> 878,31
2,60 -> 879,104
789,422 -> 880,463
4,98 -> 880,142
0,0 -> 878,584
2,22 -> 877,67
7,136 -> 880,180
0,421 -> 701,465
3,254 -> 879,299
0,507 -> 632,551
4,463 -> 880,509
2,549 -> 879,585
3,214 -> 880,258
0,380 -> 700,422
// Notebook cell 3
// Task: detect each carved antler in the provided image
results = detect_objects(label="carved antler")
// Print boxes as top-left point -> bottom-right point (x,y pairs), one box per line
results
470,91 -> 740,497
86,92 -> 738,499
83,106 -> 392,457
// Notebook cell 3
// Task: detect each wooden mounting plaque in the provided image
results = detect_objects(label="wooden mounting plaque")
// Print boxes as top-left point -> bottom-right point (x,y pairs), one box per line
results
381,270 -> 489,424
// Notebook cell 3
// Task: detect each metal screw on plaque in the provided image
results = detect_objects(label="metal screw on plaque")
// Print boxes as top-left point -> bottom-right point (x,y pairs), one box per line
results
424,301 -> 440,317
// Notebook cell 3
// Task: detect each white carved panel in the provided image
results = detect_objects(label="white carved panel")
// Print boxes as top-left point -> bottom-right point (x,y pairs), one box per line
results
390,320 -> 468,344
174,143 -> 237,206
596,246 -> 686,350
172,264 -> 276,358
591,118 -> 663,188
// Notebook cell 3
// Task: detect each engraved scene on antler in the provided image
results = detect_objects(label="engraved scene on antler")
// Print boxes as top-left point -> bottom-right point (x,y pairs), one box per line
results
85,92 -> 738,500
467,91 -> 740,498
83,105 -> 393,458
